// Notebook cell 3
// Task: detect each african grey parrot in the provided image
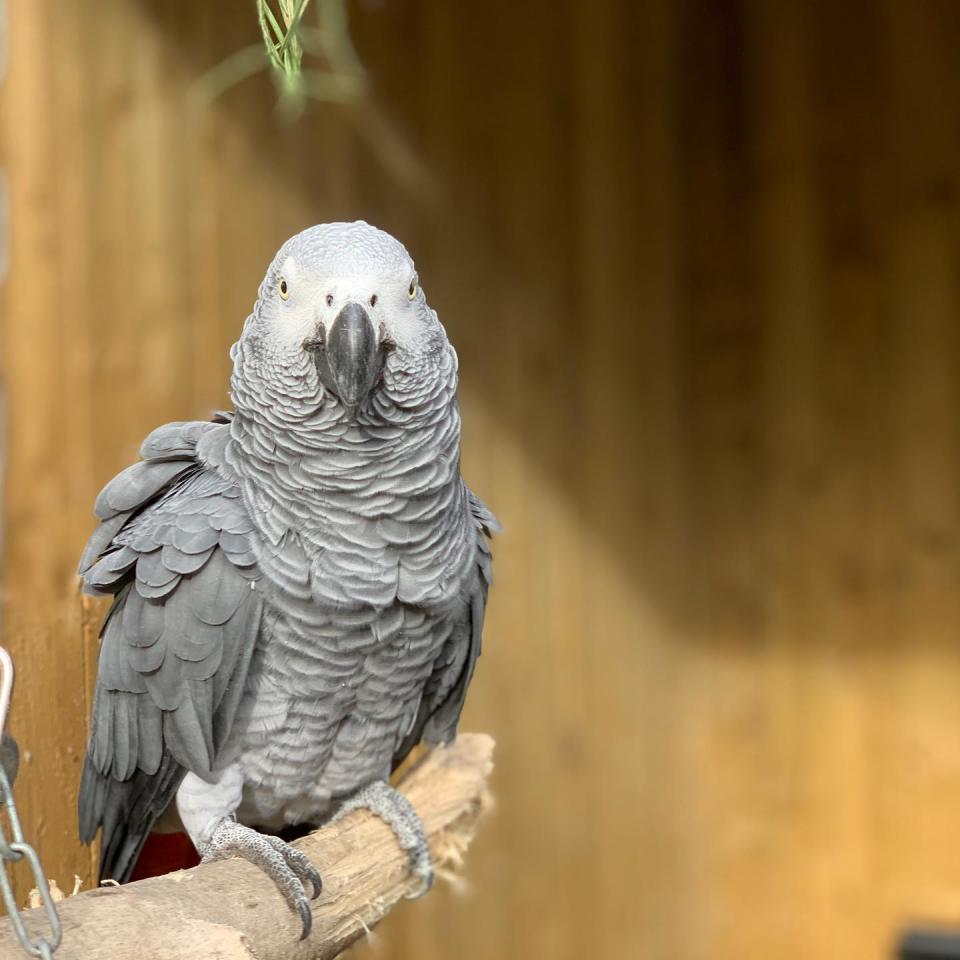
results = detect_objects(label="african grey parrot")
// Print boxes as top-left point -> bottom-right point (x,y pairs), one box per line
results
77,222 -> 496,937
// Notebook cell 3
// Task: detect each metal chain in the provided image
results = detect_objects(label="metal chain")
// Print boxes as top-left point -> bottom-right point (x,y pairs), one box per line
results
0,648 -> 61,958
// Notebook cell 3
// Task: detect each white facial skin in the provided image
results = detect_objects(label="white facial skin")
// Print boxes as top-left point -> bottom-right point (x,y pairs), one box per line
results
232,222 -> 450,424
252,223 -> 440,361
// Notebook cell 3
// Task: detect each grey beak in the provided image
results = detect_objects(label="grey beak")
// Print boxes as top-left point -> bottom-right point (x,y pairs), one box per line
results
316,302 -> 382,417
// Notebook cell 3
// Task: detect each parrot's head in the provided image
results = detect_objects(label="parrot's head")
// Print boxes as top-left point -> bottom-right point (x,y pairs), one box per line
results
235,221 -> 447,419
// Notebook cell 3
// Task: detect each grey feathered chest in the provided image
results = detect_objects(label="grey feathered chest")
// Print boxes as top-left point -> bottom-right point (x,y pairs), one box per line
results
211,343 -> 481,824
227,339 -> 473,609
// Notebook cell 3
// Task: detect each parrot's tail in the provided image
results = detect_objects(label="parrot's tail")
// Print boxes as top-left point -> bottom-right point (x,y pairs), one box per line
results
79,751 -> 186,884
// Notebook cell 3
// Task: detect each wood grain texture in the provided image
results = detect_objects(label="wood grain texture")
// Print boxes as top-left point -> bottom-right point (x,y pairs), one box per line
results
3,2 -> 960,958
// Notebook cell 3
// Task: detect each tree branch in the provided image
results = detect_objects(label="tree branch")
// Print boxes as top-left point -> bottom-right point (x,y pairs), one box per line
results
0,734 -> 495,960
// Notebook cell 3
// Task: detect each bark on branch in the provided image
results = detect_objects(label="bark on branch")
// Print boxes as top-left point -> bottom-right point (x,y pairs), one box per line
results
0,734 -> 495,960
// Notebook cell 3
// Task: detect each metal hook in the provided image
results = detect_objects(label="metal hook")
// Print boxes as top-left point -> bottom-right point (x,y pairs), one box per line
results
0,647 -> 13,740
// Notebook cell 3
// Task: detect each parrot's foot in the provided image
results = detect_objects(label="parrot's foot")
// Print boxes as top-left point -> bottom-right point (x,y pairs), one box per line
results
332,780 -> 433,896
200,819 -> 322,940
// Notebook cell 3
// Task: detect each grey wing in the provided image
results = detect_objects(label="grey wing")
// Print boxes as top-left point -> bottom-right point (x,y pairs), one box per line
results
392,490 -> 497,768
77,420 -> 263,882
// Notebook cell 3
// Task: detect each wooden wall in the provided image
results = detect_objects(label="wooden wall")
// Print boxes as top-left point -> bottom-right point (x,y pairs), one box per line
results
3,1 -> 960,957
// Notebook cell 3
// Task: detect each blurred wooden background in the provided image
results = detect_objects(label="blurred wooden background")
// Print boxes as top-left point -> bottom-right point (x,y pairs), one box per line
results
3,1 -> 960,957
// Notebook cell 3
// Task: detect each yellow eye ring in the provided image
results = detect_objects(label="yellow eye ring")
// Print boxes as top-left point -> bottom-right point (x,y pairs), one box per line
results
407,276 -> 418,301
278,277 -> 289,300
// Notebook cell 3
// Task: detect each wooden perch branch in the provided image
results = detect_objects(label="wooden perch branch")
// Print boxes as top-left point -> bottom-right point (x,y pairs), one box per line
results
0,734 -> 494,960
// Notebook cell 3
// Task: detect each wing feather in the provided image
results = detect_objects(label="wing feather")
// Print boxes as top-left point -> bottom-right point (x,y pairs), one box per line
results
77,419 -> 263,883
392,489 -> 497,768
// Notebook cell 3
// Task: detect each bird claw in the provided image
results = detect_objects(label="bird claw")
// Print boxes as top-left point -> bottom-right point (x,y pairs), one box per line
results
201,819 -> 322,940
332,780 -> 433,897
261,833 -> 323,900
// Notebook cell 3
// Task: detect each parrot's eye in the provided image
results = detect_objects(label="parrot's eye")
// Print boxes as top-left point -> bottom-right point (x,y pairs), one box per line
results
278,277 -> 289,301
407,276 -> 418,301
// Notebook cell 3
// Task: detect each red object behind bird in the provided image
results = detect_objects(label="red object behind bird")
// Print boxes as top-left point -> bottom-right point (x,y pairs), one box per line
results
127,832 -> 200,882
